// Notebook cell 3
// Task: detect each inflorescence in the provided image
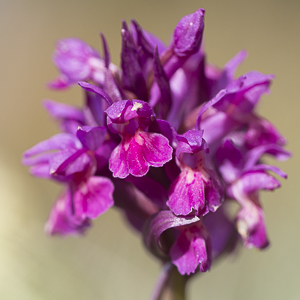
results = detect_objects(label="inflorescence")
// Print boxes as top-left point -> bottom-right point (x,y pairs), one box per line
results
23,8 -> 290,276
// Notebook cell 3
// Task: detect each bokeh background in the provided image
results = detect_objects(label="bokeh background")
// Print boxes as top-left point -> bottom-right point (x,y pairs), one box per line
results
0,0 -> 299,299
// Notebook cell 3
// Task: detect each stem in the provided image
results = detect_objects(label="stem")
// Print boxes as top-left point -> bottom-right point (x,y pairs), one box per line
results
150,262 -> 173,300
150,263 -> 189,300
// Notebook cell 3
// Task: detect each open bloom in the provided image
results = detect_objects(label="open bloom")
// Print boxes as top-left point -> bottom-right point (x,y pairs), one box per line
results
106,99 -> 173,178
23,8 -> 289,279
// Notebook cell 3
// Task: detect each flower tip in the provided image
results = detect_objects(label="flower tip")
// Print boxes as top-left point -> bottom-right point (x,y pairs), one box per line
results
199,261 -> 210,272
77,81 -> 86,88
47,78 -> 69,90
121,19 -> 128,30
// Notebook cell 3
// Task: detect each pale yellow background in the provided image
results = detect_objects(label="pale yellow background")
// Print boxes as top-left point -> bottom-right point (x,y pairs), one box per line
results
0,0 -> 299,299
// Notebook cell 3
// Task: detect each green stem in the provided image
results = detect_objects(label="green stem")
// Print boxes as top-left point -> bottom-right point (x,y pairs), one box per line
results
168,267 -> 188,300
151,264 -> 189,300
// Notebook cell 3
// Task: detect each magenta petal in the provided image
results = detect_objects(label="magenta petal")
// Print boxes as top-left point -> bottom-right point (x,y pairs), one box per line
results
176,129 -> 207,157
45,189 -> 90,236
244,144 -> 291,170
110,131 -> 173,178
49,148 -> 87,175
53,38 -> 99,83
137,131 -> 173,167
205,171 -> 224,212
170,224 -> 211,275
238,171 -> 281,194
109,139 -> 130,178
29,163 -> 52,179
237,204 -> 269,249
48,76 -> 69,90
105,100 -> 131,122
22,151 -> 55,167
245,117 -> 286,149
74,176 -> 114,219
251,164 -> 287,179
167,169 -> 205,216
127,135 -> 150,176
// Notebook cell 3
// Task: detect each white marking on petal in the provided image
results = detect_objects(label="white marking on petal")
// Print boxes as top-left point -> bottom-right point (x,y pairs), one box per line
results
134,133 -> 144,146
237,219 -> 248,239
186,170 -> 195,184
89,57 -> 105,69
131,102 -> 143,111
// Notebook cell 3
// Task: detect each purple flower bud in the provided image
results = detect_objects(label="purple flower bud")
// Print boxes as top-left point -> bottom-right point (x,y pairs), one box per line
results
121,21 -> 148,100
173,9 -> 205,57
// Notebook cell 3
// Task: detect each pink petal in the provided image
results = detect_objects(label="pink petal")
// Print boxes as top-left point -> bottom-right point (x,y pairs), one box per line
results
136,131 -> 173,167
74,176 -> 114,219
170,224 -> 211,275
109,131 -> 173,178
167,169 -> 205,216
109,139 -> 130,178
45,189 -> 90,236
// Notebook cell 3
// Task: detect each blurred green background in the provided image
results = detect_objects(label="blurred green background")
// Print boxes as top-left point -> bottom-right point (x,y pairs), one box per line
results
0,0 -> 299,299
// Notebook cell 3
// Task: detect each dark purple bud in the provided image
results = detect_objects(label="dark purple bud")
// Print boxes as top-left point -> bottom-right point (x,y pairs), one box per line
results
153,46 -> 172,118
173,9 -> 205,57
100,33 -> 110,68
121,20 -> 148,100
131,19 -> 154,59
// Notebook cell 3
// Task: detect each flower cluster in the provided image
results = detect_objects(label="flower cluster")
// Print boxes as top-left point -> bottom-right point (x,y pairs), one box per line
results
23,8 -> 289,276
